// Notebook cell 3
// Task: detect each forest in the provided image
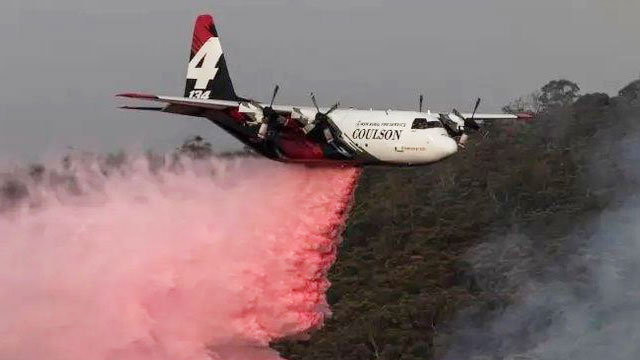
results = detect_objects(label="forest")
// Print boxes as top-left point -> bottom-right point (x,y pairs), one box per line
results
2,76 -> 639,360
275,76 -> 640,359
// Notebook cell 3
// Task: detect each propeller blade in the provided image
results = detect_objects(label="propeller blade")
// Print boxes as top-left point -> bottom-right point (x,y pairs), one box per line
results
269,85 -> 280,108
452,109 -> 464,121
471,97 -> 481,120
310,93 -> 320,113
291,107 -> 304,120
452,108 -> 480,131
325,102 -> 340,115
419,94 -> 424,113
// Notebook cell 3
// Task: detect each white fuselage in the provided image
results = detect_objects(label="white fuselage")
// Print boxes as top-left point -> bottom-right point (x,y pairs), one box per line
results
292,107 -> 460,165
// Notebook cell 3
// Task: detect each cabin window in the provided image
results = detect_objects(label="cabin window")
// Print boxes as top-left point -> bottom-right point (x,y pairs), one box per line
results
412,118 -> 442,129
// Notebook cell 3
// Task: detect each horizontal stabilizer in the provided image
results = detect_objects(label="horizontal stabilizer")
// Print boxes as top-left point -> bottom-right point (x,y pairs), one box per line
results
116,93 -> 295,114
117,93 -> 160,100
119,106 -> 165,111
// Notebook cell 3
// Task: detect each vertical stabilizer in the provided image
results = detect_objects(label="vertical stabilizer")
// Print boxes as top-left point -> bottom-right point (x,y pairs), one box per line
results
184,15 -> 238,101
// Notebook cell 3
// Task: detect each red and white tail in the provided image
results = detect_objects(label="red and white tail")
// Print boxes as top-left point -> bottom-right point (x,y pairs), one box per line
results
184,15 -> 238,101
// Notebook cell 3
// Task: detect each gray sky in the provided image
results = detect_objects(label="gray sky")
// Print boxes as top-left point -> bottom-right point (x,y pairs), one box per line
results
1,0 -> 639,161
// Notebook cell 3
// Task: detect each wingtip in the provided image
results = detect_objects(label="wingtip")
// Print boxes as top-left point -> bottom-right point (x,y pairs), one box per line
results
516,112 -> 535,119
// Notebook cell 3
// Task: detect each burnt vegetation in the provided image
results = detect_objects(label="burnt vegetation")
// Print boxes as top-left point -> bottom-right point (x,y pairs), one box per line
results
274,77 -> 640,359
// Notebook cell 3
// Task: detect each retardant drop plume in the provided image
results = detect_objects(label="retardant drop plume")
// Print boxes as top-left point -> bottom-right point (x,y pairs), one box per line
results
0,155 -> 361,360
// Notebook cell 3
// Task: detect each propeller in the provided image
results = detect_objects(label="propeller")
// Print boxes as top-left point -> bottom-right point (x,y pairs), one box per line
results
310,92 -> 340,126
249,85 -> 280,139
269,84 -> 280,108
468,97 -> 482,130
452,101 -> 481,132
307,92 -> 340,142
452,97 -> 482,147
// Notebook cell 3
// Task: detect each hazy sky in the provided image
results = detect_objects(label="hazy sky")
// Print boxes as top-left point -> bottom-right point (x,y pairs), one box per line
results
1,0 -> 639,160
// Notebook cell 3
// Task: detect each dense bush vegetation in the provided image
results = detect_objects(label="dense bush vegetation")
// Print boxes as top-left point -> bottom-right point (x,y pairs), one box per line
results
275,77 -> 640,359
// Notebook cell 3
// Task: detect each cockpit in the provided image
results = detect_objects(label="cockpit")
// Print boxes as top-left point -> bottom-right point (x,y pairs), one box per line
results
411,118 -> 443,129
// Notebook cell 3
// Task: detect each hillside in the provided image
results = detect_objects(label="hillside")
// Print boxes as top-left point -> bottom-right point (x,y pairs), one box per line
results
275,78 -> 640,359
2,78 -> 638,360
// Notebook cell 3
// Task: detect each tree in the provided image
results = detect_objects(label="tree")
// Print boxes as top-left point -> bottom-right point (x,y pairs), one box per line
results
573,93 -> 610,110
503,80 -> 581,114
618,78 -> 640,104
537,79 -> 580,109
176,136 -> 214,159
502,91 -> 543,114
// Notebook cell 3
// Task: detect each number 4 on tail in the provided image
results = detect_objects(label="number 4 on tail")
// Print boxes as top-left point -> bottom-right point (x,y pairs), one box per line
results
187,37 -> 223,90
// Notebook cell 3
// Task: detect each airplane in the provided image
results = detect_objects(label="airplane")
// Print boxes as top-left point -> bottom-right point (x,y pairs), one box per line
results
118,14 -> 532,166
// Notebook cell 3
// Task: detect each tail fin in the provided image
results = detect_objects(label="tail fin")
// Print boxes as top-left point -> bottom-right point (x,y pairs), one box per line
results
184,15 -> 238,101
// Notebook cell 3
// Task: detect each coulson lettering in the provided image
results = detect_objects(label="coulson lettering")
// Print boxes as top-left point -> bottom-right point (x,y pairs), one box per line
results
352,129 -> 403,141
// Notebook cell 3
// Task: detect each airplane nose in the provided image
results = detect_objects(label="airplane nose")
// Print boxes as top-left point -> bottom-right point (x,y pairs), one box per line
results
431,135 -> 458,160
442,136 -> 458,156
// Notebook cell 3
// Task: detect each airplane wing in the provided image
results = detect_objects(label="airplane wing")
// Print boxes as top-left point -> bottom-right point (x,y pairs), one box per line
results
116,93 -> 295,115
459,113 -> 533,121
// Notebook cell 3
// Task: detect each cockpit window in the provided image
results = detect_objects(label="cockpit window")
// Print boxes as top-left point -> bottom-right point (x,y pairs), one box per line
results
412,118 -> 443,129
412,118 -> 429,129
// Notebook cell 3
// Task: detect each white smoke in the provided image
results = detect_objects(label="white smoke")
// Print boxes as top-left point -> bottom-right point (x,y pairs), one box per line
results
444,124 -> 640,359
